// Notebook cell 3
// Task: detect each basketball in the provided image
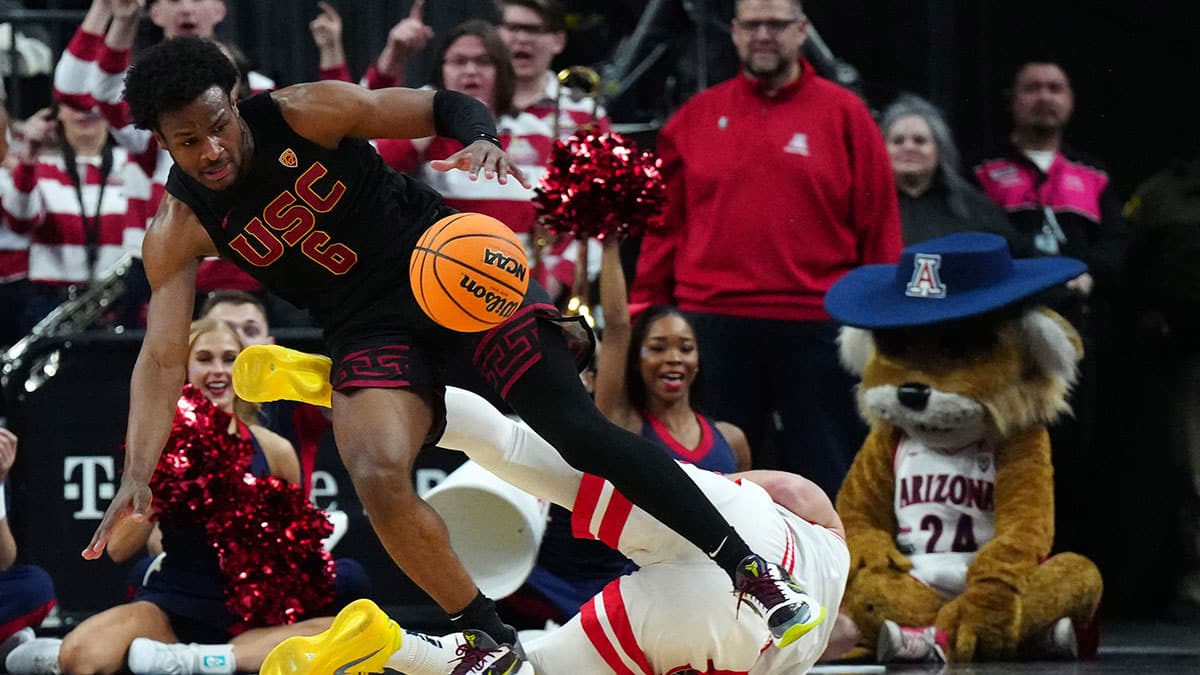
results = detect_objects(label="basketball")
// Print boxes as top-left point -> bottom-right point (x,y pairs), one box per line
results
409,212 -> 530,332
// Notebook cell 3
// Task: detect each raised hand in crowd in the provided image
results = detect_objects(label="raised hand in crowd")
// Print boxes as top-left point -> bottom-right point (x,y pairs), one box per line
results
375,0 -> 434,80
309,1 -> 345,70
13,108 -> 56,163
77,0 -> 114,37
109,0 -> 146,21
106,0 -> 146,47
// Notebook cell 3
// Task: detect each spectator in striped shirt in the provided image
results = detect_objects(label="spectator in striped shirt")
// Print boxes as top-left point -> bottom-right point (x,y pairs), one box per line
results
310,2 -> 603,301
370,20 -> 575,296
0,103 -> 133,331
54,0 -> 276,307
495,0 -> 610,139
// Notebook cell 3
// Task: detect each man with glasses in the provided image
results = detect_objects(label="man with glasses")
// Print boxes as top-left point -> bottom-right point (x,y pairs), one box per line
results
495,0 -> 610,138
630,0 -> 901,498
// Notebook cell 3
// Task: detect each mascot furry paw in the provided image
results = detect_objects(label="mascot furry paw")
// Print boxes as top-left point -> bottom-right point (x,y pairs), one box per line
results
824,232 -> 1103,663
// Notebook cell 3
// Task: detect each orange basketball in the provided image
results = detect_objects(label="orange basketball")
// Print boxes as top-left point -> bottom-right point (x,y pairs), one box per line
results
410,212 -> 530,332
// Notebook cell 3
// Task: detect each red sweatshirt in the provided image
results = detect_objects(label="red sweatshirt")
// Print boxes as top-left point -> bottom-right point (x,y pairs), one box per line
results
631,64 -> 901,320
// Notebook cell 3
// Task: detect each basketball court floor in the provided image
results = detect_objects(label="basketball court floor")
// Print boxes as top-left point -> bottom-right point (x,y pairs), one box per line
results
17,617 -> 1196,673
812,619 -> 1200,674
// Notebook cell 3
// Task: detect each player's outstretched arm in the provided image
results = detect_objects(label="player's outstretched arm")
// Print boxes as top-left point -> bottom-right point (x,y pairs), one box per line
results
274,80 -> 436,146
83,195 -> 209,560
273,81 -> 528,187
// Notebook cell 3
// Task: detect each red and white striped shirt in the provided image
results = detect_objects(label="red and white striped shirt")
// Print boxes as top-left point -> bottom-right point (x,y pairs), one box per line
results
54,26 -> 275,157
54,26 -> 273,292
0,170 -> 32,283
0,149 -> 137,285
523,70 -> 611,140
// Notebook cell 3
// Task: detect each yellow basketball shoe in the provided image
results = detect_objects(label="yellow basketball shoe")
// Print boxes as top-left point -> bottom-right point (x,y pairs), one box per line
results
260,598 -> 401,675
233,344 -> 333,408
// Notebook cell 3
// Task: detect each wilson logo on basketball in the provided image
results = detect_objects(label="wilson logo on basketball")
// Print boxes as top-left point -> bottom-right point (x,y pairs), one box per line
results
279,148 -> 298,168
482,248 -> 527,282
459,274 -> 520,318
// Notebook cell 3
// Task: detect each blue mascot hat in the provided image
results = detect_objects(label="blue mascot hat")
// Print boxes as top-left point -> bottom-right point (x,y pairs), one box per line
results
824,232 -> 1086,329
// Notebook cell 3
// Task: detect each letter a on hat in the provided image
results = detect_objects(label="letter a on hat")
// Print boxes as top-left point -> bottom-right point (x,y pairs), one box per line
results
905,253 -> 946,299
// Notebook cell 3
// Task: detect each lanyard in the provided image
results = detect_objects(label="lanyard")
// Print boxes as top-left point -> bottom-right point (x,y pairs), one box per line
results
1035,205 -> 1067,256
63,147 -> 113,281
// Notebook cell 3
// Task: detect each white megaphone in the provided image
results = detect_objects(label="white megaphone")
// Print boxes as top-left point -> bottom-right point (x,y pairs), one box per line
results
423,460 -> 550,599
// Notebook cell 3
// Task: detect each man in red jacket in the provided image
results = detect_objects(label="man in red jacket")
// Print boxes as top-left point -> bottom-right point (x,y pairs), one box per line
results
631,0 -> 901,497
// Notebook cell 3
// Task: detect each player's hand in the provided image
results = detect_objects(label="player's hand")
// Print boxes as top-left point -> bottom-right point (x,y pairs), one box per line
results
309,1 -> 343,50
82,477 -> 153,560
431,140 -> 531,188
0,428 -> 17,484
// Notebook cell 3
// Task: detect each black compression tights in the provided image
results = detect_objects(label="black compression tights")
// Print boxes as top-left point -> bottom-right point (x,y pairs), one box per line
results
502,324 -> 753,582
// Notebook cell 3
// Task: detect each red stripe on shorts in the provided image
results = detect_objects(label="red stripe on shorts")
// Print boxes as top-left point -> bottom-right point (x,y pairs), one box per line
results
603,581 -> 654,675
580,594 -> 639,675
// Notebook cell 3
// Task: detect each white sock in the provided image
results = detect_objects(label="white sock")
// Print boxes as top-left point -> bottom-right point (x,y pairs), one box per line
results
385,630 -> 463,675
190,644 -> 235,674
441,387 -> 581,507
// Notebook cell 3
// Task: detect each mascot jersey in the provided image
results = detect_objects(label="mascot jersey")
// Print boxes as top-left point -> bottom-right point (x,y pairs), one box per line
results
893,435 -> 996,597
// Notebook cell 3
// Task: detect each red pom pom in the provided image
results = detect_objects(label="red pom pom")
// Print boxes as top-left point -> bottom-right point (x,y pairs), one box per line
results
211,475 -> 335,633
140,385 -> 336,632
534,131 -> 667,242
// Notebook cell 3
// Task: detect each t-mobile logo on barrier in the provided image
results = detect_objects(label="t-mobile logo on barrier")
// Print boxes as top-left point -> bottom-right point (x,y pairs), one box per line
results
63,457 -> 115,520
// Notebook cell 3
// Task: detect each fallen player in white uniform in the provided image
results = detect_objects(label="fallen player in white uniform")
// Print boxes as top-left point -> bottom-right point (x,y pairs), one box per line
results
245,347 -> 849,675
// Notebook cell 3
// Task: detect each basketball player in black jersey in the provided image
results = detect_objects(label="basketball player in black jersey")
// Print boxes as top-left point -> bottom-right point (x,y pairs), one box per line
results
83,37 -> 823,670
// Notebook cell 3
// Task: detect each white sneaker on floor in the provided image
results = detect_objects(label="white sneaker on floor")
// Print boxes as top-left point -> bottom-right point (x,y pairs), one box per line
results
0,628 -> 36,671
4,637 -> 61,675
876,619 -> 946,663
1036,617 -> 1078,660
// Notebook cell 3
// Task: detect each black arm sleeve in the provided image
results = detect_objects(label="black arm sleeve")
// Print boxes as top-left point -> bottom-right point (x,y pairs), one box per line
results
433,89 -> 500,147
